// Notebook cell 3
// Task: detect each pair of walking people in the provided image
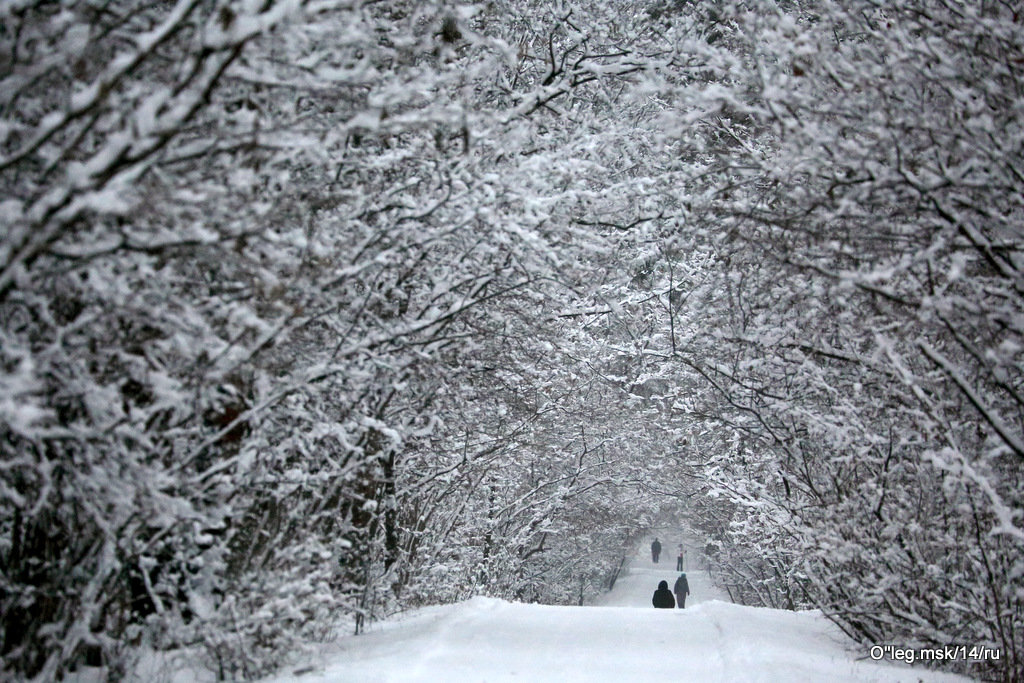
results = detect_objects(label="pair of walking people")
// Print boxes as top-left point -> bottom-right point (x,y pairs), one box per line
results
651,538 -> 686,571
652,573 -> 690,609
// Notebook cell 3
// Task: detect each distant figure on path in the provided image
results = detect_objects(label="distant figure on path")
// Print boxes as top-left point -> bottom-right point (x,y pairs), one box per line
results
704,542 -> 717,578
651,538 -> 662,563
674,573 -> 690,608
652,580 -> 676,608
676,547 -> 685,571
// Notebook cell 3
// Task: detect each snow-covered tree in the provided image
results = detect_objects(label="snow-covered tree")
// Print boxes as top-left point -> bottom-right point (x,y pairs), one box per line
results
0,0 -> 692,677
633,2 -> 1024,678
4,0 -> 1020,680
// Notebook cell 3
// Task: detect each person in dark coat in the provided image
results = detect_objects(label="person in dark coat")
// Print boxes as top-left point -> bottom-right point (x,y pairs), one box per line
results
652,580 -> 675,608
676,547 -> 685,572
651,538 -> 662,563
674,572 -> 690,608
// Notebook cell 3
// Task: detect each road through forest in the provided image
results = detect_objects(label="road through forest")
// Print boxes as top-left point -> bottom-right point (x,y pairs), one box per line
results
262,536 -> 970,682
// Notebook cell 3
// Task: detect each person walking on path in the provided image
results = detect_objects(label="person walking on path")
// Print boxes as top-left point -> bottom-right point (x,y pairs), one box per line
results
676,546 -> 685,571
652,580 -> 675,608
674,572 -> 690,609
651,538 -> 662,563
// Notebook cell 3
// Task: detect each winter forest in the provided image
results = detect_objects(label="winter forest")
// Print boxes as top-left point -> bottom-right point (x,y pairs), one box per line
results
1,0 -> 1022,680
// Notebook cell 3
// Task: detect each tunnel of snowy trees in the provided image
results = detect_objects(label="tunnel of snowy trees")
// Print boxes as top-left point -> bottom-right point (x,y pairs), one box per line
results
1,0 -> 1021,680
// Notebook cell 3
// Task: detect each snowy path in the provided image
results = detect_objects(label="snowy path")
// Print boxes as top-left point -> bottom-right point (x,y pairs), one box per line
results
594,535 -> 730,608
265,537 -> 970,683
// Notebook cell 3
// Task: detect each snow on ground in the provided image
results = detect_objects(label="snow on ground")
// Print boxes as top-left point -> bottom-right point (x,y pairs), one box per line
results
263,535 -> 973,683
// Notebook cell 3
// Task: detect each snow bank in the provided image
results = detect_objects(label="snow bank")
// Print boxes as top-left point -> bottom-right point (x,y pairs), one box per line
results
263,596 -> 969,682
